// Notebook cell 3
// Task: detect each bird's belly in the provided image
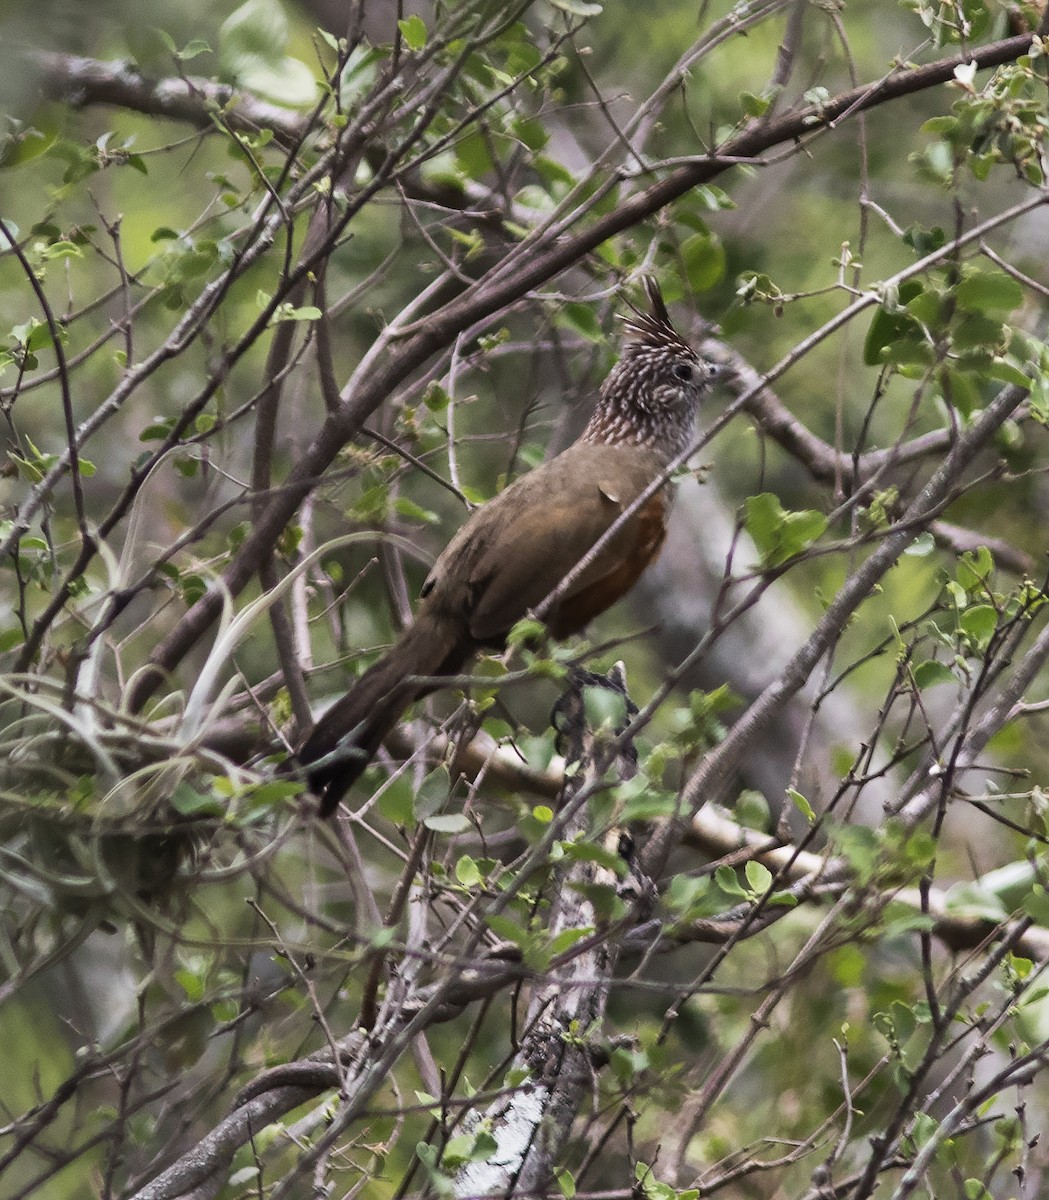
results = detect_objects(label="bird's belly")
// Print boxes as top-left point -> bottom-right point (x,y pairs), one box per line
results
547,490 -> 668,638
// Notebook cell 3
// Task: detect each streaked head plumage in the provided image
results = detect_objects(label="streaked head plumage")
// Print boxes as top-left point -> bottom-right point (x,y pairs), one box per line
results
582,277 -> 719,459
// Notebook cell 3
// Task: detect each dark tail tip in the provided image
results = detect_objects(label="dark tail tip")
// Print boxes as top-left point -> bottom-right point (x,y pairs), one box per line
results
296,723 -> 378,817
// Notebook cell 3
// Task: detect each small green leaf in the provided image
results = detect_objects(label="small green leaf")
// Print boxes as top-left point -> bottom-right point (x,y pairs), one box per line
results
180,38 -> 212,59
422,813 -> 472,834
393,497 -> 440,525
943,881 -> 1009,923
455,854 -> 481,886
581,685 -> 627,731
903,223 -> 946,255
714,864 -> 747,897
1023,884 -> 1049,925
863,280 -> 927,366
956,269 -> 1024,314
557,301 -> 603,343
548,0 -> 603,14
960,604 -> 996,648
744,492 -> 827,567
957,545 -> 993,590
745,860 -> 773,893
40,240 -> 82,261
270,303 -> 321,324
680,231 -> 725,291
221,0 -> 287,60
550,926 -> 592,956
507,617 -> 546,647
397,15 -> 427,50
378,775 -> 414,826
422,381 -> 451,411
739,90 -> 770,117
170,782 -> 223,816
912,660 -> 955,690
0,627 -> 25,652
487,913 -> 528,946
558,840 -> 627,874
787,787 -> 814,823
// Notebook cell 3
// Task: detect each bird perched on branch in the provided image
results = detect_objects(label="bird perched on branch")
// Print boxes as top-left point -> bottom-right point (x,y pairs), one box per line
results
298,278 -> 720,815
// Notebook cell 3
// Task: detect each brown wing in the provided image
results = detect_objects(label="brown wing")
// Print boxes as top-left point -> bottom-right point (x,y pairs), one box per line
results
422,442 -> 669,644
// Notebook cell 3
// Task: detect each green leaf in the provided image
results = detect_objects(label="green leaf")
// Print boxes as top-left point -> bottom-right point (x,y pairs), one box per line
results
180,38 -> 212,60
422,381 -> 451,411
912,660 -> 955,690
550,926 -> 592,956
904,532 -> 935,557
959,604 -> 996,648
786,787 -> 814,823
736,789 -> 770,832
680,231 -> 726,291
581,685 -> 627,731
0,627 -> 25,652
745,860 -> 773,894
943,881 -> 1009,923
548,0 -> 603,14
219,0 -> 316,105
423,813 -> 472,834
40,240 -> 82,261
714,864 -> 747,897
829,823 -> 880,881
863,280 -> 927,366
558,839 -> 627,875
486,913 -> 528,946
903,223 -> 946,255
556,301 -> 603,343
739,90 -> 770,117
507,617 -> 546,647
170,782 -> 223,816
744,492 -> 827,567
393,497 -> 440,525
988,357 -> 1031,388
1023,884 -> 1049,925
377,775 -> 414,825
956,269 -> 1024,314
237,56 -> 317,105
455,855 -> 482,886
512,117 -> 548,151
957,545 -> 993,590
340,45 -> 382,108
397,15 -> 427,50
270,303 -> 322,323
621,789 -> 678,823
221,0 -> 288,62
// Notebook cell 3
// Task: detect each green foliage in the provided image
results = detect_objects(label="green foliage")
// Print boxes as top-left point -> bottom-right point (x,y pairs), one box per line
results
218,0 -> 317,105
1,1 -> 1049,1197
744,492 -> 828,567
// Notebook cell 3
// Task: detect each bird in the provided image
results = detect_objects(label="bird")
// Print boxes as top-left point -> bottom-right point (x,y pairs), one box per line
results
297,278 -> 720,815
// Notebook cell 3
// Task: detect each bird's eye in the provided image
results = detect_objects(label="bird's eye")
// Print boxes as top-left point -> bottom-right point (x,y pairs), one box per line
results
672,362 -> 695,383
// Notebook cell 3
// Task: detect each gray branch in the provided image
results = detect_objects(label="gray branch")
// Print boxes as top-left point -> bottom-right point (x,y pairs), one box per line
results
455,665 -> 640,1198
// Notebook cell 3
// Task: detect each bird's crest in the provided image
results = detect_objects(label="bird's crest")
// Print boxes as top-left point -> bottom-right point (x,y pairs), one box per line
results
620,277 -> 696,359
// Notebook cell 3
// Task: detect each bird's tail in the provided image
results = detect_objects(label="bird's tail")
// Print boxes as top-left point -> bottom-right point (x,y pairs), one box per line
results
297,610 -> 467,816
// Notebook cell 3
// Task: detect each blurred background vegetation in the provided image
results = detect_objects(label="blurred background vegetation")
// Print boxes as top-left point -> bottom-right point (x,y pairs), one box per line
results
2,0 -> 1049,1196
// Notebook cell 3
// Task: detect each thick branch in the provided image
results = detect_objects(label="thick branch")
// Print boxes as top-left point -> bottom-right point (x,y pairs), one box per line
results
26,48 -> 304,141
